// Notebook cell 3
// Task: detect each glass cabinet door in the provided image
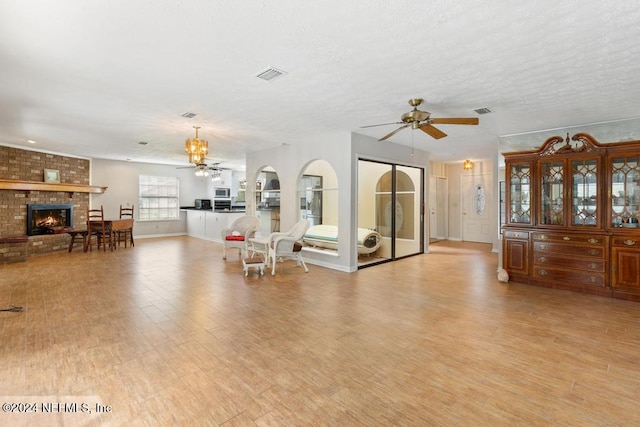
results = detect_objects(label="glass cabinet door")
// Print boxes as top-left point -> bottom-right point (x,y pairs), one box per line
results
572,159 -> 598,226
611,156 -> 640,228
540,160 -> 564,225
508,162 -> 531,224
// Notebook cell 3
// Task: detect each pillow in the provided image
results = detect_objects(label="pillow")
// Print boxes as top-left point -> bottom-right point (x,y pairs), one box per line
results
225,235 -> 245,241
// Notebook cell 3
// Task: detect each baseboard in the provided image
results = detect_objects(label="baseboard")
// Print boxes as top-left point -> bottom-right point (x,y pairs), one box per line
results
134,232 -> 187,239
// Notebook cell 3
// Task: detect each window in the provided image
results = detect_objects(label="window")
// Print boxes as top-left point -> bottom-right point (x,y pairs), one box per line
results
138,175 -> 180,221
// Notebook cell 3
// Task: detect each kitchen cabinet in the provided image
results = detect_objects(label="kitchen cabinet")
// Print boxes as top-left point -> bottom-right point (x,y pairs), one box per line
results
186,210 -> 206,239
185,210 -> 245,243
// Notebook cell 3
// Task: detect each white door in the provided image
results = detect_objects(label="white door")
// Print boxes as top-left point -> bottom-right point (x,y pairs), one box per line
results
429,176 -> 448,241
461,174 -> 493,243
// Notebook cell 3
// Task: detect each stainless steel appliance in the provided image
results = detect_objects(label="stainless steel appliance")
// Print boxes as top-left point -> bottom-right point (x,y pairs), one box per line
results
300,175 -> 322,226
214,199 -> 231,211
194,199 -> 212,209
214,187 -> 230,198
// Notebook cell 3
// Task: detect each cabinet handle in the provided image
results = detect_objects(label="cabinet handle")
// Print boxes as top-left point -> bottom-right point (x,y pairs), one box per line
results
538,269 -> 548,276
589,276 -> 598,283
539,244 -> 547,250
588,249 -> 599,256
539,235 -> 548,240
588,263 -> 598,270
539,257 -> 547,263
623,239 -> 637,246
563,236 -> 571,241
588,238 -> 599,244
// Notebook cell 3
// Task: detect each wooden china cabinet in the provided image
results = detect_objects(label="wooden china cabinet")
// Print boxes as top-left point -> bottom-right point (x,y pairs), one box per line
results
503,133 -> 640,301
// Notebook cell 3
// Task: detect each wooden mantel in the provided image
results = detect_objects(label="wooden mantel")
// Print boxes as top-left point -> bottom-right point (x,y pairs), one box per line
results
0,179 -> 107,194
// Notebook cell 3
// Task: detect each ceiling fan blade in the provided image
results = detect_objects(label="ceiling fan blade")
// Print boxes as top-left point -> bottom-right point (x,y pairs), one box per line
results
379,125 -> 409,141
176,166 -> 195,169
420,124 -> 447,139
360,121 -> 404,129
430,117 -> 479,125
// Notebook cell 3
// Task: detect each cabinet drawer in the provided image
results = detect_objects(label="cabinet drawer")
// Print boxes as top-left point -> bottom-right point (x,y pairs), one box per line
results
611,237 -> 640,248
533,254 -> 605,272
532,233 -> 605,246
533,241 -> 605,258
532,267 -> 605,287
504,230 -> 529,239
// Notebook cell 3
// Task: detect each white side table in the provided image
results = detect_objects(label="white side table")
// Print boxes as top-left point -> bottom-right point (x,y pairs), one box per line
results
248,236 -> 270,264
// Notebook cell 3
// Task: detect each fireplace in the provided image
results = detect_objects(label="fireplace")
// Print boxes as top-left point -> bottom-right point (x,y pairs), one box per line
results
27,204 -> 74,235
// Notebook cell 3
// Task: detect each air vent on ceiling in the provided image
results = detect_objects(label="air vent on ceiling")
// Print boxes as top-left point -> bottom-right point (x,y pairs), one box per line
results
181,112 -> 197,118
256,67 -> 287,81
474,107 -> 492,115
138,141 -> 148,145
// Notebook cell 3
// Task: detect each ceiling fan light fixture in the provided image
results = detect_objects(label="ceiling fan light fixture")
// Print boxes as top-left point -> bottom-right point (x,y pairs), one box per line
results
194,163 -> 210,177
185,126 -> 208,165
463,160 -> 474,170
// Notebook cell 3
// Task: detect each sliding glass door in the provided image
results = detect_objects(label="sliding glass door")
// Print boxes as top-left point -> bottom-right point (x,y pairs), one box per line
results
358,159 -> 424,267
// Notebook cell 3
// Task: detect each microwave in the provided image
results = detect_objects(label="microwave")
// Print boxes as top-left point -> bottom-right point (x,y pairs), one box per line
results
194,199 -> 211,209
214,187 -> 230,198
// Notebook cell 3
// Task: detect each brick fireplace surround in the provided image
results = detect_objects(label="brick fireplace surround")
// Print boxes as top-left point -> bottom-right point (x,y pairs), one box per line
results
0,146 -> 91,263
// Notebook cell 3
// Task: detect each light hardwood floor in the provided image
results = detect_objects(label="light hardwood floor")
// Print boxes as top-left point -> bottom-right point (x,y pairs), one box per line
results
1,237 -> 640,426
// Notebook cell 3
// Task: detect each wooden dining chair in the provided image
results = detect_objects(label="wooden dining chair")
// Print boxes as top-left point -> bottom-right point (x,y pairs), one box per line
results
87,206 -> 112,251
115,205 -> 135,248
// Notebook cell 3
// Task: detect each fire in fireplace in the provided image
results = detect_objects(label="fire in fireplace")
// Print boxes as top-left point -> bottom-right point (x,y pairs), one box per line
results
27,204 -> 74,235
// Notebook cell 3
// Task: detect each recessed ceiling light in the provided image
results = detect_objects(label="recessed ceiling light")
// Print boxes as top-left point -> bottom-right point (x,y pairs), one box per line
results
181,112 -> 197,118
27,139 -> 36,144
256,67 -> 287,81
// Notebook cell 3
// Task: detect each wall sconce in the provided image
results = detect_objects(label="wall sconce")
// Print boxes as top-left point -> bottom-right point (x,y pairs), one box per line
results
463,160 -> 474,170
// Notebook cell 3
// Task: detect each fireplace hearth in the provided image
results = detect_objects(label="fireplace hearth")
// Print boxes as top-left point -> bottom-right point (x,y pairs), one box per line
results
27,204 -> 74,235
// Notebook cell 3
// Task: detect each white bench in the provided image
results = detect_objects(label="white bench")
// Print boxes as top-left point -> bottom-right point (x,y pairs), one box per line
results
242,256 -> 265,276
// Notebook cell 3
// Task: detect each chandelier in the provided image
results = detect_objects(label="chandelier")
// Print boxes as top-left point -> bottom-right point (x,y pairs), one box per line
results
185,126 -> 208,164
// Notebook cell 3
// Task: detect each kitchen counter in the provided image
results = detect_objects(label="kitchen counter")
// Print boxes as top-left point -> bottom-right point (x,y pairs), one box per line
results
214,209 -> 246,213
180,207 -> 245,213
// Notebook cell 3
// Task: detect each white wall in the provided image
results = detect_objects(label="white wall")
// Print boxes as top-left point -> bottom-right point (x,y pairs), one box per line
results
90,159 -> 216,238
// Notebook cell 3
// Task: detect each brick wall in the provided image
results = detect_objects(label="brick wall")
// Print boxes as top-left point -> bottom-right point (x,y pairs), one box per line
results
0,146 -> 91,261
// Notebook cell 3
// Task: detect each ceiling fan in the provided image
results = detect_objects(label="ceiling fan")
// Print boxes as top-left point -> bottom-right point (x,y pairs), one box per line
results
361,98 -> 479,141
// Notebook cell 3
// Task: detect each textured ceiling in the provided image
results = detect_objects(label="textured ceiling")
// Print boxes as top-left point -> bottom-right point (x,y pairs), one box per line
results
2,1 -> 640,169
